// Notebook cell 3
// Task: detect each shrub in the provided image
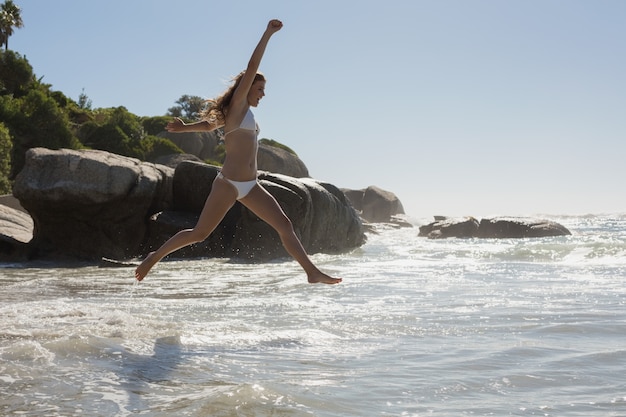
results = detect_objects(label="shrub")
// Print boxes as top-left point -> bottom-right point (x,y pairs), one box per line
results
6,89 -> 82,177
141,135 -> 183,161
86,124 -> 138,158
259,138 -> 296,155
0,49 -> 34,97
141,116 -> 170,136
0,123 -> 12,194
81,107 -> 146,159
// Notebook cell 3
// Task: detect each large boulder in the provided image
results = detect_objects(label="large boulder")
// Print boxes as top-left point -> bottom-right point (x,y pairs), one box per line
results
342,185 -> 405,223
13,148 -> 174,260
418,216 -> 479,239
477,217 -> 571,238
419,216 -> 571,239
145,162 -> 365,260
158,130 -> 221,161
257,143 -> 309,178
158,130 -> 310,177
0,203 -> 33,261
153,153 -> 203,168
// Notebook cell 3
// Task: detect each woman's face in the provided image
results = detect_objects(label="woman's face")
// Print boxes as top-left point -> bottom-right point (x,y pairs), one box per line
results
247,80 -> 266,107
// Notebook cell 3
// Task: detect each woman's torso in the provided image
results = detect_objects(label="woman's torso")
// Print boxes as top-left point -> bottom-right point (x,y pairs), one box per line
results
221,108 -> 259,181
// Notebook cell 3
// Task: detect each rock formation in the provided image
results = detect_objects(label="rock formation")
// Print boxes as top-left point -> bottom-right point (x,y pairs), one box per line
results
419,216 -> 571,239
0,202 -> 33,261
158,130 -> 221,162
145,161 -> 363,260
257,144 -> 309,178
158,130 -> 309,177
476,217 -> 572,238
154,153 -> 203,168
342,185 -> 405,223
418,216 -> 480,239
13,148 -> 173,261
10,148 -> 365,262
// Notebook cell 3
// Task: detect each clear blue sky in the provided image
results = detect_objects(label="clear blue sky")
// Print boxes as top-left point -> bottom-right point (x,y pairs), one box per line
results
10,0 -> 626,219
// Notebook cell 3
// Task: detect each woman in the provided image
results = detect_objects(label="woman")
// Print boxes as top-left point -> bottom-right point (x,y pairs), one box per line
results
135,19 -> 341,285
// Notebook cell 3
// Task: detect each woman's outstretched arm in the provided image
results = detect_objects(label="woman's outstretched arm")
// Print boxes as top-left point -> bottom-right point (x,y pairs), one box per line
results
230,19 -> 283,109
247,20 -> 283,76
166,117 -> 217,133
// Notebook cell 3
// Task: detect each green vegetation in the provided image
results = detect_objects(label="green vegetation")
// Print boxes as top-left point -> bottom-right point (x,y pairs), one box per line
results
0,122 -> 12,193
167,94 -> 206,120
0,49 -> 186,190
260,138 -> 296,155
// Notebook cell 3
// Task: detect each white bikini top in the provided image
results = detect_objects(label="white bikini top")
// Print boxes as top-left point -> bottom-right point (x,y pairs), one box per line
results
224,109 -> 259,136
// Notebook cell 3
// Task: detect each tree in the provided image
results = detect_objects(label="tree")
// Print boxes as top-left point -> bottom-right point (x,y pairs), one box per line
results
81,107 -> 144,158
77,88 -> 92,110
0,0 -> 23,50
2,89 -> 82,177
167,95 -> 206,120
87,124 -> 137,158
0,49 -> 33,96
142,135 -> 184,162
141,115 -> 170,136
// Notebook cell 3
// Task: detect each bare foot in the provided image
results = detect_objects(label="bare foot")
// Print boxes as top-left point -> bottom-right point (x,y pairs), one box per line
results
308,271 -> 342,285
135,252 -> 157,281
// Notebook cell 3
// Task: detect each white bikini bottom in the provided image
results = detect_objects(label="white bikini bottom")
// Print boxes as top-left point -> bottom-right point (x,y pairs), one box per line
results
217,172 -> 258,200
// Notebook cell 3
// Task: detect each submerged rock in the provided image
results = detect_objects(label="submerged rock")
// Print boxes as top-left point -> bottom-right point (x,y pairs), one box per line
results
418,216 -> 479,239
419,216 -> 571,239
476,217 -> 571,238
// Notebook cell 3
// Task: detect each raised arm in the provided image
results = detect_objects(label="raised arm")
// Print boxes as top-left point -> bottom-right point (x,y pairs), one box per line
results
166,117 -> 216,133
229,20 -> 283,110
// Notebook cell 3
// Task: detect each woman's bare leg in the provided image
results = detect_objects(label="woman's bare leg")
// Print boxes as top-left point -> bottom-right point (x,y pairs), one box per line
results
135,178 -> 238,281
240,185 -> 342,284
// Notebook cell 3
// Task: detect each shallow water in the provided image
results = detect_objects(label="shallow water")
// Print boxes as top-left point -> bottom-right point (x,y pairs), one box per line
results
1,214 -> 625,416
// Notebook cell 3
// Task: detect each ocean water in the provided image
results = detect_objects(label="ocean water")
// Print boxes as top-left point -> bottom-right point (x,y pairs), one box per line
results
1,214 -> 625,416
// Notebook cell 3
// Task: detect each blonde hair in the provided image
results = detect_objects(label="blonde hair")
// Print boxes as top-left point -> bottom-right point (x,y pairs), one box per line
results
202,71 -> 266,125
